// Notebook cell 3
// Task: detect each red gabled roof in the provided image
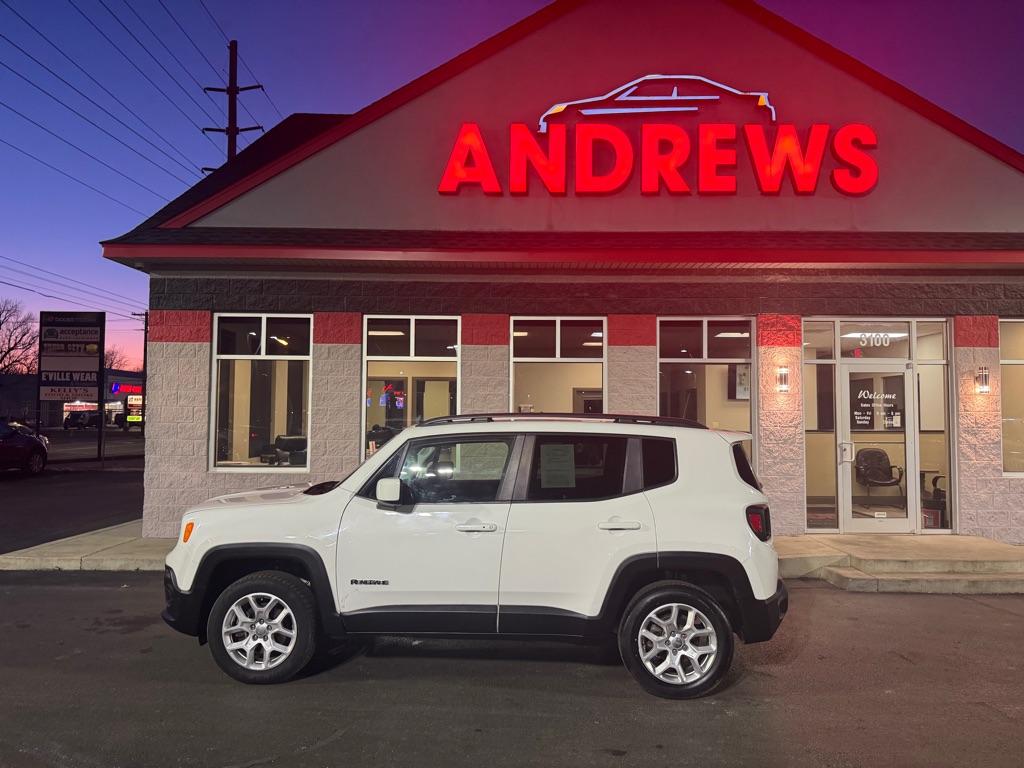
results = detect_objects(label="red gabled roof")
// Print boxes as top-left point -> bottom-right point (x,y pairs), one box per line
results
105,0 -> 1024,245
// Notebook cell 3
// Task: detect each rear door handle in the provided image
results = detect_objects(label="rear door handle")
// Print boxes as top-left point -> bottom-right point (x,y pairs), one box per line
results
455,523 -> 498,533
598,521 -> 641,531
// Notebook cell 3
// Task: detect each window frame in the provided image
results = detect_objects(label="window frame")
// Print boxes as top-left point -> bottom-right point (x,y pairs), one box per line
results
999,319 -> 1024,477
512,432 -> 643,504
508,316 -> 608,414
359,433 -> 522,504
361,314 -> 462,458
209,312 -> 314,474
656,316 -> 757,469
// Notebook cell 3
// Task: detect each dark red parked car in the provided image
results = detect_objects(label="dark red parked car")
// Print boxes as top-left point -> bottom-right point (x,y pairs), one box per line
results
0,421 -> 48,475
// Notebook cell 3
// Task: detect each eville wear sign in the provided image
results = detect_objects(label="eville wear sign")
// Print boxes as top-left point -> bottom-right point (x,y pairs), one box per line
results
38,311 -> 104,401
438,74 -> 878,197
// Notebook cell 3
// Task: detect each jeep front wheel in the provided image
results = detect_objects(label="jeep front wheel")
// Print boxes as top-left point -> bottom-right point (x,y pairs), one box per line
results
618,583 -> 734,699
206,571 -> 318,684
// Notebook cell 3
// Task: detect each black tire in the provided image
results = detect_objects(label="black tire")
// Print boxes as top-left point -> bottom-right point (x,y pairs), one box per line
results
23,450 -> 46,476
618,581 -> 734,699
206,570 -> 318,684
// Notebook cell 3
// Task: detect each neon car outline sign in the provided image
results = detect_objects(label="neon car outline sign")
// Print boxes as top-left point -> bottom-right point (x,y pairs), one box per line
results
538,74 -> 776,134
438,73 -> 877,197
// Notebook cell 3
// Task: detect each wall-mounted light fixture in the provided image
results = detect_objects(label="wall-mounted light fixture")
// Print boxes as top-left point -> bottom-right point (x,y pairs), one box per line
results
776,366 -> 790,393
975,366 -> 991,394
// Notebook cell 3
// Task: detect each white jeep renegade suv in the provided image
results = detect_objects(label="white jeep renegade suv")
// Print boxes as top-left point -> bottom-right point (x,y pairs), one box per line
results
163,413 -> 787,699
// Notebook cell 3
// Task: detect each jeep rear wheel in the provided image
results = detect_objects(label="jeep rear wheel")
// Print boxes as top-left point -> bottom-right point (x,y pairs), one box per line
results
207,571 -> 317,684
618,582 -> 734,699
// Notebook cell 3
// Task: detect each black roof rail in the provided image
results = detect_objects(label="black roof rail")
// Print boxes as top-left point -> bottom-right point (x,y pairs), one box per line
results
417,413 -> 708,430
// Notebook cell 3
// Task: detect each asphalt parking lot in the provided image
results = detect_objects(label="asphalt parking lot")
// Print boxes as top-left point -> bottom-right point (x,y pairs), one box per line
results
0,575 -> 1020,768
0,462 -> 142,553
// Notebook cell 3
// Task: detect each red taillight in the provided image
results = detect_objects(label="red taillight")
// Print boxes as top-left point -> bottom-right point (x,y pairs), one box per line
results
746,504 -> 771,541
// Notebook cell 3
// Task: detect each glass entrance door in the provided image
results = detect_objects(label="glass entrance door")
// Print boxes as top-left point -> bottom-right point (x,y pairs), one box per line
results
839,363 -> 917,533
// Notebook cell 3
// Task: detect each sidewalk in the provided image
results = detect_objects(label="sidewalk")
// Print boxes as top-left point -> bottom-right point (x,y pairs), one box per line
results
2,524 -> 1020,590
0,521 -> 173,571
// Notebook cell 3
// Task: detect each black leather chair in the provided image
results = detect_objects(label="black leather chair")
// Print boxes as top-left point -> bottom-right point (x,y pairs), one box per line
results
854,448 -> 904,507
261,435 -> 308,466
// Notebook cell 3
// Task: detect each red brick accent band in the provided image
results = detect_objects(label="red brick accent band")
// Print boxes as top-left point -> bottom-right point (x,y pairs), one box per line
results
148,310 -> 211,343
607,315 -> 656,346
462,314 -> 510,345
757,314 -> 802,347
313,312 -> 361,344
953,315 -> 998,348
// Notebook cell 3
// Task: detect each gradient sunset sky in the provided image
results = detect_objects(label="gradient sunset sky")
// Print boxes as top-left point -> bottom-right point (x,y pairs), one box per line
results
2,0 -> 1022,369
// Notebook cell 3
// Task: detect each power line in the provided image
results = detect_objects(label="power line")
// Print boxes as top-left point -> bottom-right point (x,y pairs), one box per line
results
0,268 -> 143,318
155,0 -> 261,133
0,277 -> 137,320
197,0 -> 284,120
118,0 -> 226,120
0,255 -> 147,309
0,0 -> 200,176
94,0 -> 220,126
0,135 -> 146,215
0,96 -> 169,202
0,262 -> 146,313
0,57 -> 194,186
65,0 -> 222,156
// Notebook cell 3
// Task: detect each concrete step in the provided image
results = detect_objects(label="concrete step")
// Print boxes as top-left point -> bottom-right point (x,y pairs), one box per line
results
820,566 -> 1024,594
849,556 -> 1024,575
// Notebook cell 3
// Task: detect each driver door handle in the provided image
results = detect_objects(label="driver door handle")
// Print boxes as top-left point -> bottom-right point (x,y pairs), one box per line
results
598,521 -> 641,531
455,523 -> 497,533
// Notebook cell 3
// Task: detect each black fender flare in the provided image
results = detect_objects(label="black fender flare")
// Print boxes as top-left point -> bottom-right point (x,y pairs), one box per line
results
184,543 -> 345,639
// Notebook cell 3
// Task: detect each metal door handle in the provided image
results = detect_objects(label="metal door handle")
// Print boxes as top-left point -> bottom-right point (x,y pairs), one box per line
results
455,523 -> 497,533
598,521 -> 641,531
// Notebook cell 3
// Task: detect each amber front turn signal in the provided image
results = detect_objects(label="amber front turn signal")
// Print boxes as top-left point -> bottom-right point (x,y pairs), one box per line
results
182,521 -> 194,543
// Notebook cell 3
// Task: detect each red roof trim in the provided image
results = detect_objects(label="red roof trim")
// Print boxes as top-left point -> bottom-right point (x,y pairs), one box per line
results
101,242 -> 1024,266
157,0 -> 1024,230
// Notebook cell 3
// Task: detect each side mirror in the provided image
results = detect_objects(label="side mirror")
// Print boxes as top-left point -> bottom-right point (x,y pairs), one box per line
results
376,477 -> 402,510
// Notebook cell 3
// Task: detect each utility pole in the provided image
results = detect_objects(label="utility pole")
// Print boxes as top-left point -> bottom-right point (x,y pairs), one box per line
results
202,40 -> 263,167
132,311 -> 148,438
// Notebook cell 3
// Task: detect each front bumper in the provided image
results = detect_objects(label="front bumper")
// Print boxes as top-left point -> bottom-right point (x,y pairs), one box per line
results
739,579 -> 788,643
162,566 -> 203,637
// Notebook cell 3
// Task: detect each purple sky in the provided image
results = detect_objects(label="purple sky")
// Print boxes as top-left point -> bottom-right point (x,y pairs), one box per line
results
1,0 -> 1022,367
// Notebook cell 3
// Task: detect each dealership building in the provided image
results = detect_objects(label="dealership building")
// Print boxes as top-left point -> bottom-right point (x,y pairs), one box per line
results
104,0 -> 1024,542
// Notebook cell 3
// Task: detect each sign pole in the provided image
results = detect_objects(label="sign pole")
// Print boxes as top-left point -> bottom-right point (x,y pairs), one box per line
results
34,326 -> 42,437
97,315 -> 106,465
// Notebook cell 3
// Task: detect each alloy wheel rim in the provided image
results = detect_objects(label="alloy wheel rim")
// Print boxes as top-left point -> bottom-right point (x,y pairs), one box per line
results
29,454 -> 43,472
637,602 -> 718,685
221,592 -> 297,671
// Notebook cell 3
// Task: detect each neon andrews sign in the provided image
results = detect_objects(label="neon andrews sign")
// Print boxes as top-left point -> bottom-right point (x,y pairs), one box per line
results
438,75 -> 878,196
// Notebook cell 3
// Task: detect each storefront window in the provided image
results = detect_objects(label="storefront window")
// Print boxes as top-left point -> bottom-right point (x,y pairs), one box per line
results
803,320 -> 837,528
364,316 -> 458,457
1000,321 -> 1024,472
213,314 -> 311,469
658,318 -> 752,434
512,317 -> 605,413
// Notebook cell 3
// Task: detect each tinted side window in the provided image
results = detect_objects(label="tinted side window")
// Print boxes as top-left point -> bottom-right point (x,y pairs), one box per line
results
641,438 -> 676,489
733,443 -> 761,490
527,435 -> 627,501
400,438 -> 514,504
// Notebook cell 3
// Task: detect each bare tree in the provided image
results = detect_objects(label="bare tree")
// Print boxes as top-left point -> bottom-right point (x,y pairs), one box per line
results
0,298 -> 37,374
104,344 -> 130,371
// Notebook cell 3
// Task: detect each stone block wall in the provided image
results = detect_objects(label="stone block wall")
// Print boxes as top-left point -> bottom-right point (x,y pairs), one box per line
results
953,316 -> 1024,544
142,310 -> 362,538
460,314 -> 510,413
755,314 -> 806,536
606,315 -> 657,415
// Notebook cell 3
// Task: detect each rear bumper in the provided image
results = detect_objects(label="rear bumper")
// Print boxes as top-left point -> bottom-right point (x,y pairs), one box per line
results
739,579 -> 788,643
162,566 -> 203,637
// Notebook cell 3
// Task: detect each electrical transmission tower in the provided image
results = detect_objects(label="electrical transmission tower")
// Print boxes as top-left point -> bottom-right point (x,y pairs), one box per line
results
202,40 -> 263,168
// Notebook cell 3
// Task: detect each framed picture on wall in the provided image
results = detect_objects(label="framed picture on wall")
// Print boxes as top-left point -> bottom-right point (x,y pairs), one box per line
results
728,364 -> 751,401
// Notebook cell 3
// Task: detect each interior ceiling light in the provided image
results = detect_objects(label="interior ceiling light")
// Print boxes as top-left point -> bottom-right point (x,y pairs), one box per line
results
590,331 -> 603,338
714,332 -> 750,338
582,341 -> 602,346
368,330 -> 406,336
513,331 -> 529,337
